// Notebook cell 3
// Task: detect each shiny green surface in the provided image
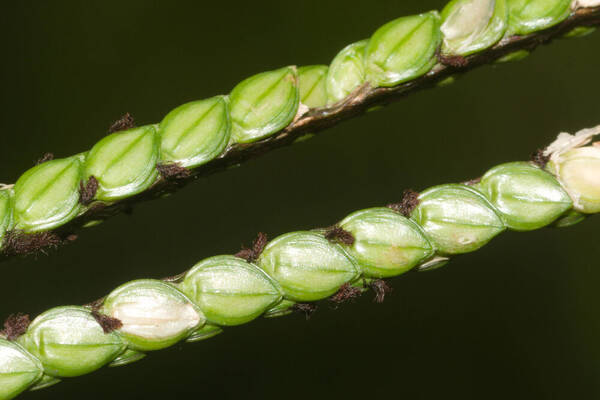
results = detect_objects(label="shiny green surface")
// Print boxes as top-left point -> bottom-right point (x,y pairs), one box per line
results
326,40 -> 368,104
478,162 -> 572,230
411,184 -> 506,254
4,138 -> 600,397
159,96 -> 231,168
180,255 -> 283,326
13,157 -> 82,232
0,190 -> 13,248
185,324 -> 223,343
366,12 -> 441,87
0,340 -> 43,400
340,207 -> 434,277
507,0 -> 571,35
108,349 -> 146,368
230,67 -> 300,143
441,0 -> 507,56
0,0 -> 595,252
19,307 -> 125,378
84,126 -> 159,201
298,65 -> 329,108
102,280 -> 204,351
258,231 -> 360,301
1,1 -> 600,398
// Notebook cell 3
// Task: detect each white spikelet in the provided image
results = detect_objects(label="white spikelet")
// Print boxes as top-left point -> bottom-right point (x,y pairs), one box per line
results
441,0 -> 495,54
112,296 -> 201,341
545,125 -> 600,162
573,0 -> 600,9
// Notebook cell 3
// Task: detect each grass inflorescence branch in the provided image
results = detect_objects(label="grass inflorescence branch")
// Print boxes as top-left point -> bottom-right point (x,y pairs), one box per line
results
1,123 -> 599,399
0,2 -> 597,261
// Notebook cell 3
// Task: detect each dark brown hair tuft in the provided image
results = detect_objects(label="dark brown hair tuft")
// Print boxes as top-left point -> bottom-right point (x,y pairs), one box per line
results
79,176 -> 99,205
324,226 -> 355,245
1,313 -> 31,341
463,177 -> 482,186
387,189 -> 420,217
292,303 -> 318,320
3,230 -> 64,256
156,162 -> 192,180
108,112 -> 136,133
531,149 -> 551,168
36,153 -> 54,165
330,283 -> 362,304
438,52 -> 469,68
370,280 -> 393,303
91,309 -> 123,334
235,232 -> 268,263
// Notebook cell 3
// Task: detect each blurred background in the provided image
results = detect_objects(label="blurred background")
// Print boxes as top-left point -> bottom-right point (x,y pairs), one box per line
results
1,0 -> 599,399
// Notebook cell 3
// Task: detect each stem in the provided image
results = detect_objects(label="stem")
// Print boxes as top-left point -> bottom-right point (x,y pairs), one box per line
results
1,6 -> 599,262
1,124 -> 599,398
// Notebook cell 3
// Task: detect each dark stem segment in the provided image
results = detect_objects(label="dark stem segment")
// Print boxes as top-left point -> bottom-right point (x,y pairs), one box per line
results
2,7 -> 599,261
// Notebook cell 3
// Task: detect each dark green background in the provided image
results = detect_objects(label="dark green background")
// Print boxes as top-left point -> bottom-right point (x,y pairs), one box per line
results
1,1 -> 599,399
